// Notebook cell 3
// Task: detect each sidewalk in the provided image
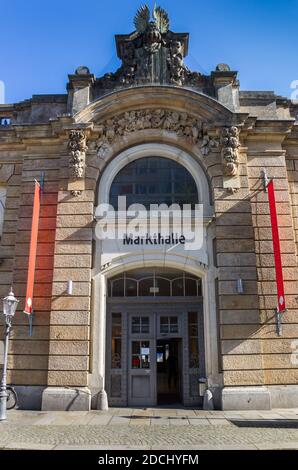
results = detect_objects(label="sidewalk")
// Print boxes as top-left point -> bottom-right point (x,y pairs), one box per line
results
0,407 -> 298,450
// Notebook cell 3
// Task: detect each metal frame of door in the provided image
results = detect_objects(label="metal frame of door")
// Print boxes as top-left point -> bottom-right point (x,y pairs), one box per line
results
106,298 -> 204,407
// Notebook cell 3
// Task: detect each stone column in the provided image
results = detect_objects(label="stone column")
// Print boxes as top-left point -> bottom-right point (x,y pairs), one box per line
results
211,65 -> 240,112
41,152 -> 95,410
214,132 -> 270,410
246,121 -> 298,408
67,67 -> 95,115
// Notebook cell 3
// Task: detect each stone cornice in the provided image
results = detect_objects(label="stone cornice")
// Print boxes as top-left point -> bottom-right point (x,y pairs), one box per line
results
74,85 -> 249,127
245,119 -> 295,143
284,123 -> 298,143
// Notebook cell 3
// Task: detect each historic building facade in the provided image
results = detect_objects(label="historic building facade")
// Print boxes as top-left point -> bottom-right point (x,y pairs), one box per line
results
1,5 -> 298,410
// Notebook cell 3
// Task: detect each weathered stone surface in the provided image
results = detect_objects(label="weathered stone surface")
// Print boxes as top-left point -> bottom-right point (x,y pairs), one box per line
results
7,370 -> 48,385
262,354 -> 298,369
8,355 -> 48,370
255,227 -> 294,240
0,163 -> 15,182
215,200 -> 251,213
10,326 -> 50,340
256,253 -> 297,268
50,325 -> 89,340
218,281 -> 257,295
51,297 -> 90,311
216,213 -> 253,226
221,386 -> 270,410
42,386 -> 91,410
216,226 -> 255,239
53,254 -> 92,268
218,267 -> 257,281
58,190 -> 94,203
55,241 -> 92,254
260,309 -> 298,323
56,215 -> 93,228
223,370 -> 265,386
221,339 -> 262,355
48,355 -> 89,371
55,227 -> 92,241
52,268 -> 91,282
217,253 -> 256,267
49,310 -> 90,325
47,371 -> 88,386
223,355 -> 263,370
261,339 -> 298,354
264,369 -> 298,385
219,295 -> 259,310
49,340 -> 89,355
256,240 -> 296,254
220,309 -> 260,324
9,340 -> 50,355
257,267 -> 298,281
221,324 -> 298,340
57,202 -> 94,215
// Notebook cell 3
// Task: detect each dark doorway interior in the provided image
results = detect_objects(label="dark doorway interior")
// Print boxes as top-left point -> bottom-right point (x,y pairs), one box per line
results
156,338 -> 182,405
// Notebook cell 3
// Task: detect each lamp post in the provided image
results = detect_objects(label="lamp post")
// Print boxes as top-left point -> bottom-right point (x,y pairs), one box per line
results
0,288 -> 19,421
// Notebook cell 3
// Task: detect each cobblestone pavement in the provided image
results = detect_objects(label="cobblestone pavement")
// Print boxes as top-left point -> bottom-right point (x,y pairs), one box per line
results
0,408 -> 298,449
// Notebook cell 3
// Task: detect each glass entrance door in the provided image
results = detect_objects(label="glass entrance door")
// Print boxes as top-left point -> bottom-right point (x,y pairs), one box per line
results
128,313 -> 156,406
106,301 -> 205,407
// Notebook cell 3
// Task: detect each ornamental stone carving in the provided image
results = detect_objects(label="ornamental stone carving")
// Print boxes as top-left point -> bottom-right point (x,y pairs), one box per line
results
200,125 -> 220,156
68,130 -> 88,179
220,126 -> 240,176
95,5 -> 208,91
96,109 -> 219,156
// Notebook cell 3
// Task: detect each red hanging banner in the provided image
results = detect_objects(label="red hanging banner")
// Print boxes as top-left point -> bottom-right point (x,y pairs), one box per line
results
24,180 -> 41,315
267,179 -> 286,313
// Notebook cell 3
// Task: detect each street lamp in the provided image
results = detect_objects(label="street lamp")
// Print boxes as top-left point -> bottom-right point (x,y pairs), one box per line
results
0,288 -> 19,421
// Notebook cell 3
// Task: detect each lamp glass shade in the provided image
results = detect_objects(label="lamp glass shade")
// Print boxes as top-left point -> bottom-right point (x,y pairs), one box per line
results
2,289 -> 19,317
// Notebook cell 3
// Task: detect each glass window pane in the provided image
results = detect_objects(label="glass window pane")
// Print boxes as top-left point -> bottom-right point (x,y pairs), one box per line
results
169,317 -> 178,333
139,278 -> 154,296
132,317 -> 140,334
189,338 -> 199,368
189,324 -> 198,336
112,325 -> 121,337
172,278 -> 184,296
141,341 -> 150,369
111,313 -> 121,369
132,341 -> 140,354
112,279 -> 124,297
160,316 -> 168,333
141,317 -> 149,333
108,271 -> 201,298
109,157 -> 198,210
126,278 -> 137,296
156,278 -> 170,296
188,312 -> 199,369
185,278 -> 198,296
189,312 -> 197,324
132,356 -> 140,368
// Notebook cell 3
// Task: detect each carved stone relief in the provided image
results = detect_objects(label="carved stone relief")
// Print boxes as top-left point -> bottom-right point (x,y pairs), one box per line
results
96,109 -> 219,157
220,126 -> 240,176
68,130 -> 88,179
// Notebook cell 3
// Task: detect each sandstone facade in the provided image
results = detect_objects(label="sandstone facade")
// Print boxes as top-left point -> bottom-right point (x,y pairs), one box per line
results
0,6 -> 298,410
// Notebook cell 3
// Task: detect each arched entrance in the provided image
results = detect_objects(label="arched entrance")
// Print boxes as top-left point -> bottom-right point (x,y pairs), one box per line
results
91,142 -> 219,409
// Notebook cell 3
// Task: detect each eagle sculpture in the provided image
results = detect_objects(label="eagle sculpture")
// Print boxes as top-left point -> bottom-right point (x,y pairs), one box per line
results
134,4 -> 170,34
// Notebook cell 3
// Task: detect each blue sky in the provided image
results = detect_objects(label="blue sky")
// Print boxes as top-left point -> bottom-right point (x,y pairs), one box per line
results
1,0 -> 297,103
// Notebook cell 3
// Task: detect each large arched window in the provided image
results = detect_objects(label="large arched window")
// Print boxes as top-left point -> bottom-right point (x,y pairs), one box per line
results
109,157 -> 198,209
